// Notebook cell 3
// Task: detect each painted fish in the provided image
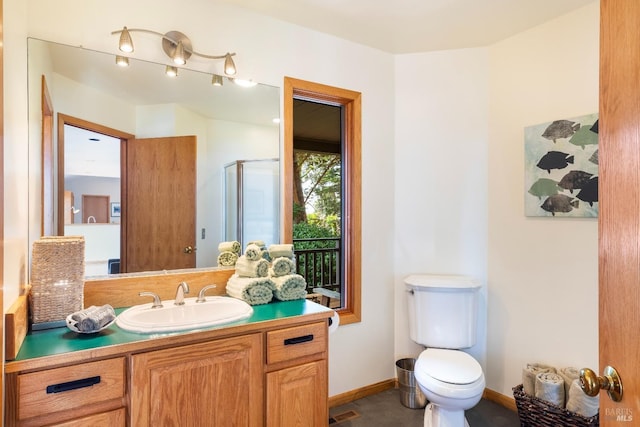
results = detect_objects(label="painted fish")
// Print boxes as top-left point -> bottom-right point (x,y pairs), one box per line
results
589,149 -> 598,165
541,194 -> 579,216
576,176 -> 598,207
542,120 -> 580,143
536,151 -> 574,173
528,178 -> 561,199
558,170 -> 594,193
569,126 -> 599,150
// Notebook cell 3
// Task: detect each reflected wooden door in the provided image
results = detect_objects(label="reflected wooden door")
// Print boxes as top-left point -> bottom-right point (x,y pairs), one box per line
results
82,194 -> 109,223
123,136 -> 196,273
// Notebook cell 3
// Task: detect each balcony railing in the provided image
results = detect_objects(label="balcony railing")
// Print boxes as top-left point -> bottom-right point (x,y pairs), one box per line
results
293,237 -> 341,296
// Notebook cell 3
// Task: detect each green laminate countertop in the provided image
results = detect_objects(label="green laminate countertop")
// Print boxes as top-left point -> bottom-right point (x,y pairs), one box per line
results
13,299 -> 333,362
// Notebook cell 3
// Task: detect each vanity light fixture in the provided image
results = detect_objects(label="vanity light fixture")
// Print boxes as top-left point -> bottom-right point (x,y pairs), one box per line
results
111,27 -> 237,75
211,74 -> 224,86
165,65 -> 178,77
229,78 -> 258,88
115,55 -> 129,67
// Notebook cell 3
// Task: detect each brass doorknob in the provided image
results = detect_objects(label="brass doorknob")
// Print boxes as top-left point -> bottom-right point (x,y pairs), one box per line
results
183,246 -> 195,254
579,366 -> 623,402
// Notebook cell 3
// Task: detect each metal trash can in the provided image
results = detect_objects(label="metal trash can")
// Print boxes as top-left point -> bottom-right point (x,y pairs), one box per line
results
396,358 -> 428,409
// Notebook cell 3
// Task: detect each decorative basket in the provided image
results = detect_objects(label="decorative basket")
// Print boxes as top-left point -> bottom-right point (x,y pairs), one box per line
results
30,236 -> 85,327
513,384 -> 599,427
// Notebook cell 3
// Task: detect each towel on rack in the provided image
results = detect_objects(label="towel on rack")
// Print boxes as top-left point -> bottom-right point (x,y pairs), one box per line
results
218,241 -> 241,254
522,363 -> 557,395
535,372 -> 565,407
226,274 -> 275,305
244,243 -> 264,261
271,274 -> 308,301
566,379 -> 599,417
268,243 -> 294,259
70,305 -> 116,332
217,251 -> 238,267
270,257 -> 296,277
235,255 -> 270,278
558,367 -> 580,405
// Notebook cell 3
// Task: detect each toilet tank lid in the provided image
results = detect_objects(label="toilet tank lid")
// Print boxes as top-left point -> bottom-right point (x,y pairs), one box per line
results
404,274 -> 480,290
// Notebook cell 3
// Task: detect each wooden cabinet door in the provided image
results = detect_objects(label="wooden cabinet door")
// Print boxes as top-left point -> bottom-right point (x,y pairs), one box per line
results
130,334 -> 263,427
266,360 -> 328,427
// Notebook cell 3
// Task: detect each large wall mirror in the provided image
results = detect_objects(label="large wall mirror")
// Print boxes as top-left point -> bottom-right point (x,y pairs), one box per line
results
28,38 -> 280,277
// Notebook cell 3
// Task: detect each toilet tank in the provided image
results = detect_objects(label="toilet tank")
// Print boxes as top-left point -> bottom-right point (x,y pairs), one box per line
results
405,274 -> 481,349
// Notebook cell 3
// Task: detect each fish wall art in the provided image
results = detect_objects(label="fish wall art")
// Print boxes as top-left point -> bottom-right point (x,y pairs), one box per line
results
524,113 -> 599,217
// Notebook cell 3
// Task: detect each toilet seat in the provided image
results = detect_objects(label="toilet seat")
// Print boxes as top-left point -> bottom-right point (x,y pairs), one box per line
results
414,348 -> 485,400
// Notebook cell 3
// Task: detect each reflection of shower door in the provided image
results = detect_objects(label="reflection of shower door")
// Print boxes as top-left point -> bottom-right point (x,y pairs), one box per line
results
82,194 -> 110,223
225,159 -> 280,248
124,136 -> 197,273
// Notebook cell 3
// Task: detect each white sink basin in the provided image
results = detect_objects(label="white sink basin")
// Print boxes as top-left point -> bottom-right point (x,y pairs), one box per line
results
116,296 -> 253,333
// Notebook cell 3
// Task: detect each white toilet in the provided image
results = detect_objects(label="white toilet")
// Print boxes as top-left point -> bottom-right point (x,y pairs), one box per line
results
404,274 -> 485,427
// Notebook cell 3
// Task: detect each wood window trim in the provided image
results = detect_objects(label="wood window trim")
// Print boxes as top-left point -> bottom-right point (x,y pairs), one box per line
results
283,77 -> 362,325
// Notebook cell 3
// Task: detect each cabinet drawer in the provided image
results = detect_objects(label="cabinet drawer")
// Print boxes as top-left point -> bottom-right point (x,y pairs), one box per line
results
53,408 -> 126,427
17,357 -> 125,420
267,322 -> 327,365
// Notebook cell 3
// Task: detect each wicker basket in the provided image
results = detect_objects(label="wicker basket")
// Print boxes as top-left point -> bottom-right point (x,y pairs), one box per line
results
30,236 -> 85,327
513,384 -> 599,427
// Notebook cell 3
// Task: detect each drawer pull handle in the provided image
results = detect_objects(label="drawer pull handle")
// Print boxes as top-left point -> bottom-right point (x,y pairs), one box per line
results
284,334 -> 314,345
46,376 -> 101,394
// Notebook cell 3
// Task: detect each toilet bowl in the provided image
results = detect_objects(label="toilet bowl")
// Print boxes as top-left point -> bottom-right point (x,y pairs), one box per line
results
414,348 -> 485,427
404,274 -> 485,427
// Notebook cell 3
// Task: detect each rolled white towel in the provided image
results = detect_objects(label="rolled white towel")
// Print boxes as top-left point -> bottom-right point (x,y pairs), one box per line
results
218,241 -> 241,254
70,305 -> 115,332
522,363 -> 557,395
271,274 -> 308,301
217,251 -> 238,267
235,255 -> 269,278
226,274 -> 275,305
270,256 -> 296,277
566,379 -> 599,418
268,243 -> 294,259
535,372 -> 565,407
558,367 -> 580,406
244,243 -> 264,261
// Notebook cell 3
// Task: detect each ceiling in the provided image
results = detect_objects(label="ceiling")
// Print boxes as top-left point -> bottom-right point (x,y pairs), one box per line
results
219,0 -> 596,54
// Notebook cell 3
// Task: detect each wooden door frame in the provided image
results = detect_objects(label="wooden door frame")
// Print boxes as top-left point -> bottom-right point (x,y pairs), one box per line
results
41,76 -> 54,235
56,114 -> 133,265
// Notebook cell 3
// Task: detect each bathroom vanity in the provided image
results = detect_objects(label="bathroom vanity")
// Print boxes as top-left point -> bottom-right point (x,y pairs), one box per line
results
4,299 -> 332,426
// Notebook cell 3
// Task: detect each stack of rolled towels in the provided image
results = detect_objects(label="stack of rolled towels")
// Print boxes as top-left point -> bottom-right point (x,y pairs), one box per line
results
522,363 -> 599,418
69,304 -> 116,333
217,241 -> 241,267
267,244 -> 307,302
226,243 -> 307,305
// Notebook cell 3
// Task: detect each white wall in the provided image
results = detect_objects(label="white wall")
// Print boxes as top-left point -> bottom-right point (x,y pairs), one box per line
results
486,4 -> 599,395
10,0 -> 396,398
393,3 -> 599,399
394,48 -> 490,368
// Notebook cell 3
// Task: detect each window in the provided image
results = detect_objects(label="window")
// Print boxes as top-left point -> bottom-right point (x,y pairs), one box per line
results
284,77 -> 361,324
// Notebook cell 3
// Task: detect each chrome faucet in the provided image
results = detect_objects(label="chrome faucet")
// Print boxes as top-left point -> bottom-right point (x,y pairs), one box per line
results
196,284 -> 218,303
174,281 -> 190,305
139,291 -> 163,308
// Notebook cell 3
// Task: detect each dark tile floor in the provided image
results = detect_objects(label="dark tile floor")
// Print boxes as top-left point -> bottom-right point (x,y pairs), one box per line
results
329,388 -> 521,427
